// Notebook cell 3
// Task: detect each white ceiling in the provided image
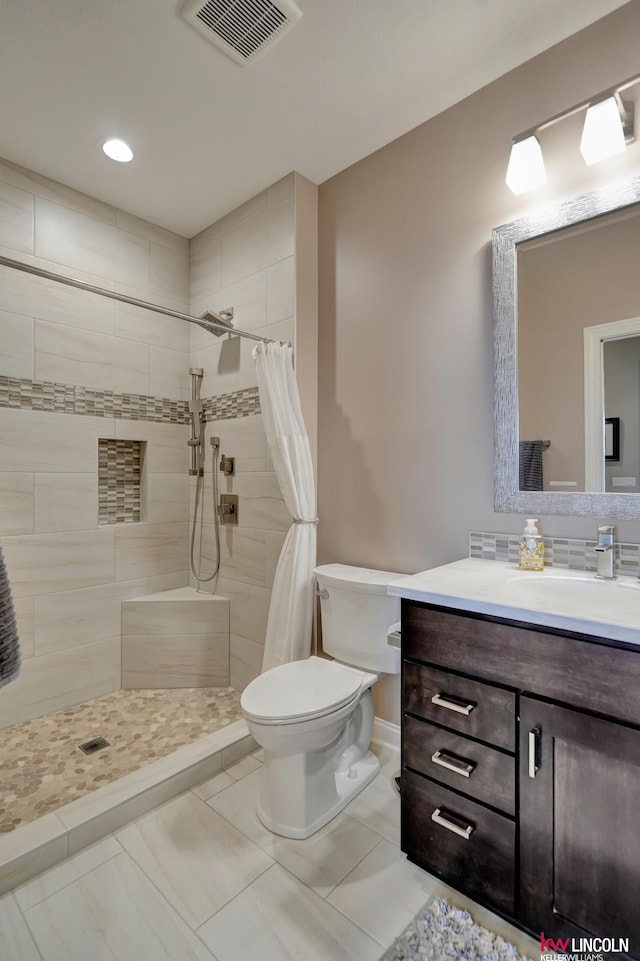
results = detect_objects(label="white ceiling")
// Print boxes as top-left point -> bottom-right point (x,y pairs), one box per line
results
0,0 -> 629,237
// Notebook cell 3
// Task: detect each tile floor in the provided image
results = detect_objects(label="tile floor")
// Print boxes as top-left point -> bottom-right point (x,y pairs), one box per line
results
0,687 -> 242,833
0,744 -> 539,961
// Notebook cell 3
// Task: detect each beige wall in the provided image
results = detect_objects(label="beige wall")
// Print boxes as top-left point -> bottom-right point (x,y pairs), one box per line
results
0,158 -> 191,727
318,2 -> 640,582
518,210 -> 640,490
318,3 -> 640,723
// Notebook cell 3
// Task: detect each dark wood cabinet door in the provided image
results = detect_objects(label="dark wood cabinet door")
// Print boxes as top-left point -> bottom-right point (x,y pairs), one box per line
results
520,697 -> 640,958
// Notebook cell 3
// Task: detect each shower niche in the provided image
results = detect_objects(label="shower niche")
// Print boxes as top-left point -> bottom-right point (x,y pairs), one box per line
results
98,438 -> 146,525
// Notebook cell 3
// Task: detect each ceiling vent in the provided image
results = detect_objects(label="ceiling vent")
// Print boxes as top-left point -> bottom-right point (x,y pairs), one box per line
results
180,0 -> 303,66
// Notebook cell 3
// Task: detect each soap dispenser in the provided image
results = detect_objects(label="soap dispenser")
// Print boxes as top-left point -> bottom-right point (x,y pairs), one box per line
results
518,519 -> 544,571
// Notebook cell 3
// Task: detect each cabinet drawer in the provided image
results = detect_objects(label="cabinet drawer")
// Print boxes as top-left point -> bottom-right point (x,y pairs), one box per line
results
403,662 -> 515,751
402,769 -> 515,916
403,715 -> 515,815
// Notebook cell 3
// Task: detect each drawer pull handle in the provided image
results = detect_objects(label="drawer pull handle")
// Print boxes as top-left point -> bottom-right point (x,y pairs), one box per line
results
528,728 -> 540,779
431,807 -> 475,841
431,692 -> 476,716
431,750 -> 475,778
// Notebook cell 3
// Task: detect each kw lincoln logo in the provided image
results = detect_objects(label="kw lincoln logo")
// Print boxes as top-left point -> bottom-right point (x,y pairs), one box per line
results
540,932 -> 631,960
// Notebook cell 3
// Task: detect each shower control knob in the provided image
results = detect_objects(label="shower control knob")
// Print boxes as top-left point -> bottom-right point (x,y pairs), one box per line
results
220,455 -> 235,475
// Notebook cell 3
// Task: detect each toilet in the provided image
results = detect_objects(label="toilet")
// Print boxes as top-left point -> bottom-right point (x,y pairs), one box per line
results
240,563 -> 401,839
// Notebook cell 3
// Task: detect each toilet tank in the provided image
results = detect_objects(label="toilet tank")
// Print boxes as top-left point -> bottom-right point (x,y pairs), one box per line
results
314,564 -> 402,674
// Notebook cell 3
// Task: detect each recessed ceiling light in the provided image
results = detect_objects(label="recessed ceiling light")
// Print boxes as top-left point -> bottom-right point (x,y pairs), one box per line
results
101,138 -> 134,163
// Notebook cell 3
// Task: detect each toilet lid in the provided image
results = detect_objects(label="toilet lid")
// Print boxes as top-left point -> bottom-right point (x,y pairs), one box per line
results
241,657 -> 366,722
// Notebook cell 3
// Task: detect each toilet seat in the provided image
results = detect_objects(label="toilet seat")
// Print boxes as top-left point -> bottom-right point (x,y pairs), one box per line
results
241,656 -> 371,725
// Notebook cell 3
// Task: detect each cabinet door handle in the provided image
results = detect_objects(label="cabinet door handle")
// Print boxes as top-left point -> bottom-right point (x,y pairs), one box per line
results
431,807 -> 475,840
431,750 -> 476,778
431,692 -> 476,716
528,728 -> 540,778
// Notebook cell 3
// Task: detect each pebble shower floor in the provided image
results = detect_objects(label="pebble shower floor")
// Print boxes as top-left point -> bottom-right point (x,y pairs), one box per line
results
0,687 -> 242,833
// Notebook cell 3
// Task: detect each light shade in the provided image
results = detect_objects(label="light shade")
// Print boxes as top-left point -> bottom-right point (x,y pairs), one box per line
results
580,97 -> 626,165
101,138 -> 134,163
505,136 -> 546,195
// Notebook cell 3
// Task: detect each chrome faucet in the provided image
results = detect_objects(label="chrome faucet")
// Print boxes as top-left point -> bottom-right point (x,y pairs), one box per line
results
594,525 -> 616,580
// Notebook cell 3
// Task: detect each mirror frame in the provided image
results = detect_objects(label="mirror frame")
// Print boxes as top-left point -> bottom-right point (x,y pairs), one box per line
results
493,174 -> 640,518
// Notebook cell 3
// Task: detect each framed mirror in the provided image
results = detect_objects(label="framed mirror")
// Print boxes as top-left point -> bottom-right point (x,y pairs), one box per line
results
493,174 -> 640,518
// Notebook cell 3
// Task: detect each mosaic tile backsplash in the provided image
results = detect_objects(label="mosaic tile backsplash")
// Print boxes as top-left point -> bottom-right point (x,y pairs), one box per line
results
0,375 -> 260,424
98,439 -> 142,525
469,531 -> 640,577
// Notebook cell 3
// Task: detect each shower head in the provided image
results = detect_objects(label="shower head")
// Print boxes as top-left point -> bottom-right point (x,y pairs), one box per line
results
200,308 -> 234,337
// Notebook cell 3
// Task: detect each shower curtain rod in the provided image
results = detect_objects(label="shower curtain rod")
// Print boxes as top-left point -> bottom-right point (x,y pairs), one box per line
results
0,254 -> 280,344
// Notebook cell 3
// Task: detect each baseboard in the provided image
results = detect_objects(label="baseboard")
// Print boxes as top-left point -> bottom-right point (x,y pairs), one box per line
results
372,716 -> 400,751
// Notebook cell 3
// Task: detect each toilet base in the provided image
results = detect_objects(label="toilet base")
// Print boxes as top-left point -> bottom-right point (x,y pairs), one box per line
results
256,750 -> 380,839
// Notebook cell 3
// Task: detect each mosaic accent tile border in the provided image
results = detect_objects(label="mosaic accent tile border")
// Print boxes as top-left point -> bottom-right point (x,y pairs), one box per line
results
98,438 -> 142,525
202,386 -> 261,421
0,377 -> 262,424
469,531 -> 640,577
0,376 -> 190,424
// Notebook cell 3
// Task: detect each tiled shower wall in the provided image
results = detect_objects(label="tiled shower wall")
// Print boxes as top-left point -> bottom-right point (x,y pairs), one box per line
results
189,175 -> 296,690
0,157 -> 191,727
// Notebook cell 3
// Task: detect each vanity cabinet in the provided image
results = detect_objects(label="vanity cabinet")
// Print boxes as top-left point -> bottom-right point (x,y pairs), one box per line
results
401,599 -> 640,957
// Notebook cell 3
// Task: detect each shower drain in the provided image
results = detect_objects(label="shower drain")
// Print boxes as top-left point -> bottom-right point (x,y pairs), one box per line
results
78,736 -> 110,756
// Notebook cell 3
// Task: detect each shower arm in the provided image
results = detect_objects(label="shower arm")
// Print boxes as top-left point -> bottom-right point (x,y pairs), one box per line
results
0,254 -> 285,345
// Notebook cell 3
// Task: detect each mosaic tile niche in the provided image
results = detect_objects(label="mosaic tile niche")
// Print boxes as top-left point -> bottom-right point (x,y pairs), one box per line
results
98,438 -> 144,525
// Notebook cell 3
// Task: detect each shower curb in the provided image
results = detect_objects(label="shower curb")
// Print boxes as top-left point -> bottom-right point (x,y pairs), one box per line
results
0,719 -> 256,895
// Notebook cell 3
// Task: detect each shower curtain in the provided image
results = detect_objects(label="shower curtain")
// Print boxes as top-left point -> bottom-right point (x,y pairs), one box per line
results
253,341 -> 316,671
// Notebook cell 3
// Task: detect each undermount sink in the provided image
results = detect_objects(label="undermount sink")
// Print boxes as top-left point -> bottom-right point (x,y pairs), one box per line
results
388,558 -> 640,646
504,570 -> 640,622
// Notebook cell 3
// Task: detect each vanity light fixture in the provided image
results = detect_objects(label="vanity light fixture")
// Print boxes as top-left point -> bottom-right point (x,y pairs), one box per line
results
505,135 -> 546,195
506,73 -> 638,195
580,95 -> 632,166
100,138 -> 134,163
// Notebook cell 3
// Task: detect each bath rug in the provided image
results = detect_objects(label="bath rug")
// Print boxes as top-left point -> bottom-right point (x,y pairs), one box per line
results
379,896 -> 534,961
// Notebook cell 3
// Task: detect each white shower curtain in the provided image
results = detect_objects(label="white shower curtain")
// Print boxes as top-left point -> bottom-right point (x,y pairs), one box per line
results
253,341 -> 317,671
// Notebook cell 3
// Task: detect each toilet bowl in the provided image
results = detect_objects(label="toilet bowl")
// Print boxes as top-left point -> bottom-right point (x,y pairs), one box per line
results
240,563 -> 401,839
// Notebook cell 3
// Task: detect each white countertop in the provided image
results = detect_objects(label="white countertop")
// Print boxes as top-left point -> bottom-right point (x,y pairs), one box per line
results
388,558 -> 640,647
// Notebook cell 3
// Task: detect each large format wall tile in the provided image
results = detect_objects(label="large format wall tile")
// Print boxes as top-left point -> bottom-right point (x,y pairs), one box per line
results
115,210 -> 188,255
0,472 -> 34,535
218,579 -> 270,644
116,302 -> 189,352
2,528 -> 115,598
115,420 -> 187,474
231,472 -> 291,532
34,473 -> 97,533
0,310 -> 34,378
190,271 -> 267,341
0,157 -> 116,225
114,522 -> 188,580
34,199 -> 150,289
122,593 -> 229,635
147,473 -> 189,524
150,243 -> 190,305
34,322 -> 150,394
0,410 -> 115,472
0,637 -> 119,727
0,265 -> 116,335
121,633 -> 229,688
13,597 -> 35,659
230,634 -> 264,691
149,346 -> 189,401
266,255 -> 295,326
221,199 -> 294,289
34,579 -> 148,656
0,181 -> 33,253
